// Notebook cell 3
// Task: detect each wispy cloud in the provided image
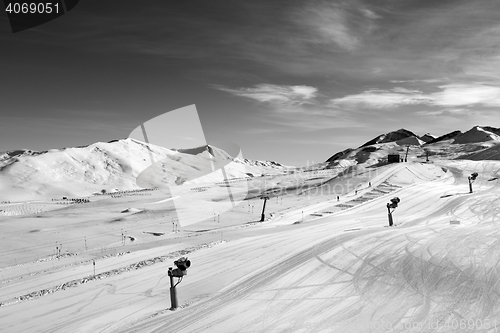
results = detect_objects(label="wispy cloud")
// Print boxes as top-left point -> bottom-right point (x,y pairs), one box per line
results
293,1 -> 382,52
331,87 -> 431,108
19,0 -> 499,84
389,79 -> 445,84
360,8 -> 381,20
416,109 -> 468,116
432,84 -> 500,107
214,84 -> 318,111
298,4 -> 360,51
215,83 -> 363,132
331,83 -> 500,109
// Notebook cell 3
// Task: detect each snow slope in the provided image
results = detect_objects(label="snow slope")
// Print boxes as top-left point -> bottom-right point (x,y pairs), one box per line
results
0,139 -> 287,201
396,136 -> 425,146
2,129 -> 500,333
2,159 -> 499,332
461,143 -> 500,161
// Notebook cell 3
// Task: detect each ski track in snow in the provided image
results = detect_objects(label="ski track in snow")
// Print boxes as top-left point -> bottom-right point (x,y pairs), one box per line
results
1,160 -> 500,332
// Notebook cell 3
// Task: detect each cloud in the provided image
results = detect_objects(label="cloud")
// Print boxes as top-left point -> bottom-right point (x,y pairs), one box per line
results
360,8 -> 381,20
294,1 -> 380,52
215,83 -> 364,131
389,79 -> 444,84
331,87 -> 431,108
331,83 -> 500,109
416,109 -> 468,116
308,9 -> 360,51
214,83 -> 318,108
431,84 -> 500,107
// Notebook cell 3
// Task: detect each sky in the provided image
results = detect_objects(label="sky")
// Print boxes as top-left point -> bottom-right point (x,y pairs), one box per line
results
0,0 -> 499,166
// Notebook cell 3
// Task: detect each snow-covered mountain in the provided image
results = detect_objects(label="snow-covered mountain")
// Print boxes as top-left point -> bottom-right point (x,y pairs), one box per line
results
418,133 -> 436,143
453,126 -> 500,144
0,139 -> 288,201
426,130 -> 463,144
360,128 -> 417,147
396,136 -> 425,146
326,126 -> 500,168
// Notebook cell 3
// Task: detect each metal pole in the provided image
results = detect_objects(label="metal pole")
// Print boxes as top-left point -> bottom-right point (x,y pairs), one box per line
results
260,198 -> 267,222
168,268 -> 178,310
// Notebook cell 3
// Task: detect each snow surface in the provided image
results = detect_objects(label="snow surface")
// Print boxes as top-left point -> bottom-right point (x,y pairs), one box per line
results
0,139 -> 287,202
1,156 -> 500,332
2,132 -> 500,332
396,136 -> 425,146
464,144 -> 500,161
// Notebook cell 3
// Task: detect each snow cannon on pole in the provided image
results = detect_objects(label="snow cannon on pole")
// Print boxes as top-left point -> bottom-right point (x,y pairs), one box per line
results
468,172 -> 478,193
386,197 -> 400,227
260,195 -> 270,222
167,257 -> 191,310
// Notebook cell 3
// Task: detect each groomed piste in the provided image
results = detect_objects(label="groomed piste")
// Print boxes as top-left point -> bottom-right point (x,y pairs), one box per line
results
1,129 -> 500,333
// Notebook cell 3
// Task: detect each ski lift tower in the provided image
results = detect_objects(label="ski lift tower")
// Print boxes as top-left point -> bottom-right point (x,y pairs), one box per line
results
260,195 -> 270,222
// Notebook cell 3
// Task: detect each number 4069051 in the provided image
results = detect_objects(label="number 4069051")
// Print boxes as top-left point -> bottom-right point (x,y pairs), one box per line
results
5,2 -> 60,14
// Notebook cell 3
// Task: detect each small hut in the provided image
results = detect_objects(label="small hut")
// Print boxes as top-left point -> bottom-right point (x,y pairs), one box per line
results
387,154 -> 400,164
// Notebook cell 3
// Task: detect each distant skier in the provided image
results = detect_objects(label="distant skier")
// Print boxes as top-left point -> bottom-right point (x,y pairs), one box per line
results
337,196 -> 339,201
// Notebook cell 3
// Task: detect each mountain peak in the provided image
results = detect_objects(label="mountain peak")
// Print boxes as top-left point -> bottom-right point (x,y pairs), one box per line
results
419,133 -> 436,143
0,138 -> 288,201
425,130 -> 462,144
361,128 -> 417,147
453,126 -> 500,144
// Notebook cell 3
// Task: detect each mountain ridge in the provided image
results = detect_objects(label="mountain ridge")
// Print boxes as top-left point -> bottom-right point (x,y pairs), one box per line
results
0,138 -> 288,201
326,125 -> 500,166
360,128 -> 417,147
